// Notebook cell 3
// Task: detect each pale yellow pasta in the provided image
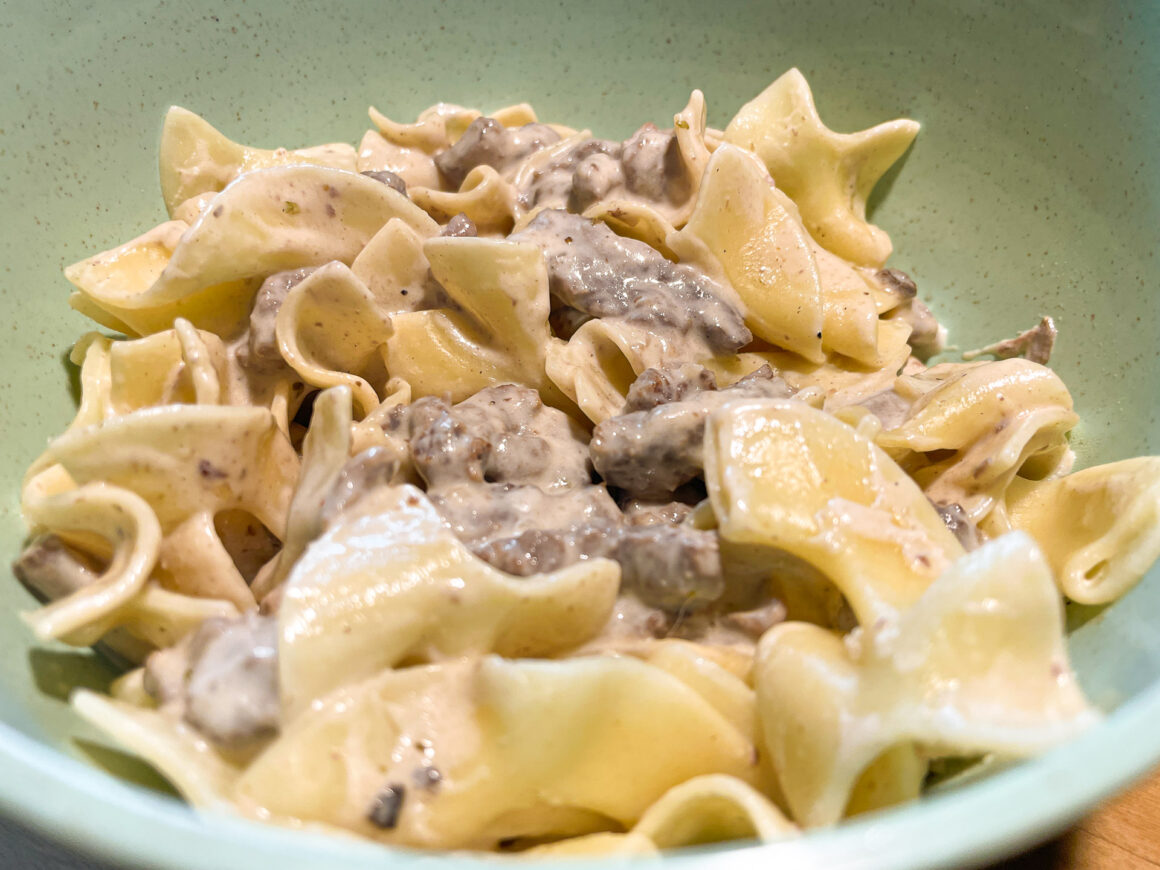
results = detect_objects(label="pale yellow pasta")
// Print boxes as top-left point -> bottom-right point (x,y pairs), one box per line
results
983,457 -> 1160,603
677,144 -> 826,362
236,655 -> 763,849
253,386 -> 353,600
159,106 -> 357,215
278,485 -> 620,714
21,479 -> 161,644
704,398 -> 962,624
410,165 -> 517,232
156,511 -> 256,610
74,689 -> 243,806
274,262 -> 391,416
28,405 -> 298,535
724,67 -> 920,267
350,218 -> 439,310
545,318 -> 676,424
142,165 -> 436,311
368,101 -> 540,154
756,532 -> 1097,827
385,236 -> 561,402
878,358 -> 1079,521
65,220 -> 258,338
631,775 -> 797,848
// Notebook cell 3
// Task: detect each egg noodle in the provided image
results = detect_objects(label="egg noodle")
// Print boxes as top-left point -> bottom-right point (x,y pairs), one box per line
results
13,69 -> 1160,854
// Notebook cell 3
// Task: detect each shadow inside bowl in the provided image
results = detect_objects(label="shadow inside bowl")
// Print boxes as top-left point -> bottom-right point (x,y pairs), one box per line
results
73,740 -> 179,798
27,649 -> 115,703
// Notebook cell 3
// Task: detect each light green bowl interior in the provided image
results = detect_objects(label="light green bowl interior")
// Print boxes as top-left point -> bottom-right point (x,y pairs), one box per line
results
2,1 -> 1159,867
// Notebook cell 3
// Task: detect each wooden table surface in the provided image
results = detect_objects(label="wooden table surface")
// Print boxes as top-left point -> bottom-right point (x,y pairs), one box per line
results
992,764 -> 1160,868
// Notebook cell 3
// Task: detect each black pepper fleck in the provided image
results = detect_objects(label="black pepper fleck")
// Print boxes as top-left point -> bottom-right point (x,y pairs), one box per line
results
367,784 -> 405,829
197,459 -> 227,480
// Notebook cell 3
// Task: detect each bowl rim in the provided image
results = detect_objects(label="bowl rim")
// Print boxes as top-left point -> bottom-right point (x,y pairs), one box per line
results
2,677 -> 1160,869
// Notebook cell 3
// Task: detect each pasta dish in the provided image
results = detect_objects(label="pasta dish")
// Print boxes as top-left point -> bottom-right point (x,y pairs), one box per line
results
12,69 -> 1160,854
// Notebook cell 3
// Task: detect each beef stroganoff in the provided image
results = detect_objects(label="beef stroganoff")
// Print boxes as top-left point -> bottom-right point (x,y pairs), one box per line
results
13,69 -> 1160,853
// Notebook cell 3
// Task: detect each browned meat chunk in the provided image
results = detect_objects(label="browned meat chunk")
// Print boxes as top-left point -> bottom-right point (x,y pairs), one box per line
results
435,118 -> 561,188
509,209 -> 751,354
932,501 -> 980,550
516,122 -> 695,215
569,150 -> 625,212
13,534 -> 98,601
320,447 -> 402,526
517,138 -> 621,212
470,523 -> 618,577
430,482 -> 620,547
612,524 -> 725,609
238,267 -> 317,373
590,365 -> 792,498
440,212 -> 478,237
964,316 -> 1057,365
875,267 -> 918,300
391,385 -> 591,491
620,499 -> 695,527
466,513 -> 728,611
591,404 -> 707,499
622,362 -> 717,413
621,123 -> 690,203
178,611 -> 280,749
452,385 -> 591,490
360,170 -> 407,195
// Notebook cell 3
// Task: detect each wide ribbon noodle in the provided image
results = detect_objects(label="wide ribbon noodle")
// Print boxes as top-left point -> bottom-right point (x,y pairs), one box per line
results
12,70 -> 1160,858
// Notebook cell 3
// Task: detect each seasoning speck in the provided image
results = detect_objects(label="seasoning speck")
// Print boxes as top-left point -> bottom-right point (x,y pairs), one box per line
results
367,784 -> 405,829
283,201 -> 300,215
413,765 -> 442,791
197,459 -> 227,480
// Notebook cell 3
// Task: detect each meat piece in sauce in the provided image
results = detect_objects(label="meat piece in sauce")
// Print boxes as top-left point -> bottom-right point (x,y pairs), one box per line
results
391,384 -> 591,491
620,498 -> 695,527
320,447 -> 403,526
146,611 -> 280,749
509,209 -> 752,354
360,170 -> 408,196
237,267 -> 317,373
875,268 -> 947,361
13,534 -> 100,602
964,316 -> 1057,366
518,139 -> 621,213
517,122 -> 697,216
397,396 -> 490,487
875,267 -> 918,302
590,365 -> 793,498
434,118 -> 561,188
932,501 -> 980,550
430,482 -> 621,548
470,523 -> 617,577
440,212 -> 478,238
620,123 -> 689,203
612,524 -> 726,610
622,362 -> 717,413
467,515 -> 731,611
569,149 -> 626,212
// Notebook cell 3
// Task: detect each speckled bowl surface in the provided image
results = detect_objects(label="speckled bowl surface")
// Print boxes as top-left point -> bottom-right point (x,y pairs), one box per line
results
2,2 -> 1159,867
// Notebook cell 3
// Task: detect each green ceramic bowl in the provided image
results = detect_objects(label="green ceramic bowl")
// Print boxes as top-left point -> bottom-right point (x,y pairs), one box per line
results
3,1 -> 1158,867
